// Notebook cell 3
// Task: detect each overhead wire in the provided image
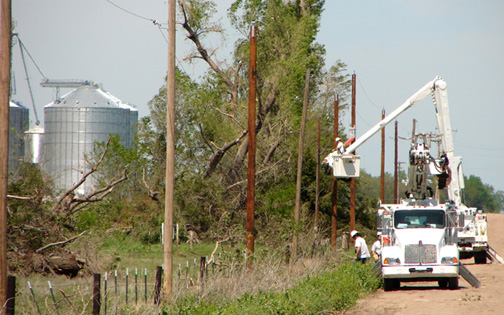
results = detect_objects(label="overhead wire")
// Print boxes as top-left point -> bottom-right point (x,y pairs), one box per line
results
104,0 -> 189,75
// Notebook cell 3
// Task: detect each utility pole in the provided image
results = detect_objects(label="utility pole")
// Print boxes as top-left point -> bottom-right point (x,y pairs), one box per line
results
330,95 -> 339,251
246,25 -> 257,263
0,0 -> 12,312
291,68 -> 311,263
380,109 -> 385,202
394,120 -> 398,203
350,73 -> 356,238
163,0 -> 175,298
315,117 -> 320,229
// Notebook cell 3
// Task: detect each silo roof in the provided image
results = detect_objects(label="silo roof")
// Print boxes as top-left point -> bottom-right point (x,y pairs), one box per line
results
10,100 -> 28,109
44,83 -> 137,110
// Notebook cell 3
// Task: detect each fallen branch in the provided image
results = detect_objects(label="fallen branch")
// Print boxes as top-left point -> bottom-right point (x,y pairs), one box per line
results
35,231 -> 87,253
206,238 -> 230,266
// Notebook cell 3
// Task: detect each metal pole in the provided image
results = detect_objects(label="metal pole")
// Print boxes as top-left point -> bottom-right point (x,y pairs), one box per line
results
380,109 -> 385,202
48,281 -> 60,315
331,95 -> 339,251
0,1 -> 12,312
291,68 -> 311,263
27,282 -> 41,315
394,120 -> 398,203
164,0 -> 175,298
246,25 -> 257,263
350,74 -> 356,240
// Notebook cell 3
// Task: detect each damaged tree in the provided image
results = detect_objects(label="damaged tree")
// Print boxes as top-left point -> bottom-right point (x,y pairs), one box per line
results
8,137 -> 130,276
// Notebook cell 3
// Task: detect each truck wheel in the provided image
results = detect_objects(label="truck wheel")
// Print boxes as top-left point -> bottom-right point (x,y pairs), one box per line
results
383,279 -> 394,292
474,252 -> 487,264
438,279 -> 448,289
448,277 -> 459,290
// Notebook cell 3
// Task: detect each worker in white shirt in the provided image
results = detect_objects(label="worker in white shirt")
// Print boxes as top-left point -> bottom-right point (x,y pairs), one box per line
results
351,230 -> 370,264
334,137 -> 345,155
371,232 -> 382,262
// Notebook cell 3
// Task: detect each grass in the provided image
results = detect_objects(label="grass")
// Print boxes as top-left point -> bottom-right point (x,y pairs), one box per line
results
12,233 -> 381,314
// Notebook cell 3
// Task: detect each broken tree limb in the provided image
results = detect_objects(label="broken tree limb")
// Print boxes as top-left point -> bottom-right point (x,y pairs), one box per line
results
35,231 -> 87,253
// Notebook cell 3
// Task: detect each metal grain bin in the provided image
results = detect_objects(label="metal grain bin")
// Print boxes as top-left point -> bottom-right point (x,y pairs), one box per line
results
24,125 -> 45,164
9,100 -> 29,172
43,83 -> 138,195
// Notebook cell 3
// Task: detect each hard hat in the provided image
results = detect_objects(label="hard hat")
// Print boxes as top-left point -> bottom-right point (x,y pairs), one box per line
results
335,137 -> 341,142
377,232 -> 382,236
350,230 -> 358,238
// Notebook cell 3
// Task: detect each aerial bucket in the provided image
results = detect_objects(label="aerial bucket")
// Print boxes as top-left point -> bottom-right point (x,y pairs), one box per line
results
331,154 -> 360,177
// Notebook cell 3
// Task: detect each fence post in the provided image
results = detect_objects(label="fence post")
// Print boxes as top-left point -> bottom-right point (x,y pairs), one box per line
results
199,257 -> 206,289
135,268 -> 138,304
48,281 -> 60,315
144,268 -> 147,303
93,273 -> 101,315
153,266 -> 163,305
126,268 -> 129,305
6,275 -> 15,315
27,281 -> 41,315
104,272 -> 108,315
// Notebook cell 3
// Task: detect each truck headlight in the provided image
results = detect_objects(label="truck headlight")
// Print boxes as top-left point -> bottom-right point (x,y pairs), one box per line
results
383,257 -> 401,265
441,257 -> 458,264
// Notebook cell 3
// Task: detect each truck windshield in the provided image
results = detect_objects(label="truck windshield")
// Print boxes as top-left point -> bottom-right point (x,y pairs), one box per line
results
394,210 -> 445,229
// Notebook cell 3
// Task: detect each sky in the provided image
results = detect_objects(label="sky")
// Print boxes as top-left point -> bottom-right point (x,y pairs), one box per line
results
10,1 -> 504,193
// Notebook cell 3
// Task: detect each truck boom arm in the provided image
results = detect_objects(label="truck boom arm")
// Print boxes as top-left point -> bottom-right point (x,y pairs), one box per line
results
343,77 -> 439,155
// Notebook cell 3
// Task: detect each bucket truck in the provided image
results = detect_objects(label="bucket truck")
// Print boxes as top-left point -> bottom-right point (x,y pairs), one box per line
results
322,76 -> 487,290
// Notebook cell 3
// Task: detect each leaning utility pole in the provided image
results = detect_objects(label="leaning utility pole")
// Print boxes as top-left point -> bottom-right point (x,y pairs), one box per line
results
246,25 -> 257,262
330,95 -> 339,251
0,0 -> 12,312
291,68 -> 311,263
394,120 -> 398,203
164,0 -> 175,298
350,73 -> 356,238
380,109 -> 385,202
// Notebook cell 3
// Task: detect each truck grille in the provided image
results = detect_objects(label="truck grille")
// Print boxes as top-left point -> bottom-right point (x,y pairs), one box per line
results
405,244 -> 437,264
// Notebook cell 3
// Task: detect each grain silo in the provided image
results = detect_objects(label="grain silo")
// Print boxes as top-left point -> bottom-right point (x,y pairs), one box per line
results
24,125 -> 44,164
43,82 -> 138,195
9,100 -> 29,172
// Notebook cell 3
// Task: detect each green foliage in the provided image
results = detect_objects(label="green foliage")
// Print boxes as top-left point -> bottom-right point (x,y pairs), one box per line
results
168,262 -> 380,314
463,175 -> 504,213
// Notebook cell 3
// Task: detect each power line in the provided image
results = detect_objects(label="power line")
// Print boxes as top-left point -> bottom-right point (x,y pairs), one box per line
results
104,0 -> 164,26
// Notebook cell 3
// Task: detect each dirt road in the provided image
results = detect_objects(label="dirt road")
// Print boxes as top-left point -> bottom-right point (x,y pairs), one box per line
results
344,213 -> 504,315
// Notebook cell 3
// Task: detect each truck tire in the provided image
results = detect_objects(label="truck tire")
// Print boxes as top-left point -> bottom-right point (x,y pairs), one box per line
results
383,279 -> 394,292
474,252 -> 487,264
438,279 -> 448,289
448,277 -> 459,290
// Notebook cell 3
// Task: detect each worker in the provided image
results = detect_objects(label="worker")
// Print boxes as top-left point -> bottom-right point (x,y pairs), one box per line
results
371,232 -> 382,262
351,230 -> 370,264
334,137 -> 345,155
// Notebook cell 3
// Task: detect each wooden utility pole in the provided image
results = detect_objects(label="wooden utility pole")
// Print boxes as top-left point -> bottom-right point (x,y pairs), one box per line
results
394,120 -> 398,203
291,68 -> 311,263
0,1 -> 12,312
380,109 -> 385,202
163,0 -> 175,298
246,26 -> 257,262
315,117 -> 320,228
330,96 -> 339,251
350,74 -> 356,237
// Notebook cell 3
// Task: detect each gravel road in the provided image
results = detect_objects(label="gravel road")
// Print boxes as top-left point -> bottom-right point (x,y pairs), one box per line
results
343,213 -> 504,315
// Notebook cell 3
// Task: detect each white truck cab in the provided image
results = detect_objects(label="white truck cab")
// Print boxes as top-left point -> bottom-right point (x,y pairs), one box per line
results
379,199 -> 460,291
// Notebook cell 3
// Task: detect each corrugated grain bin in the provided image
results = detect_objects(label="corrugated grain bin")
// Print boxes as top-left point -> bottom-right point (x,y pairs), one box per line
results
24,125 -> 45,164
43,83 -> 138,194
